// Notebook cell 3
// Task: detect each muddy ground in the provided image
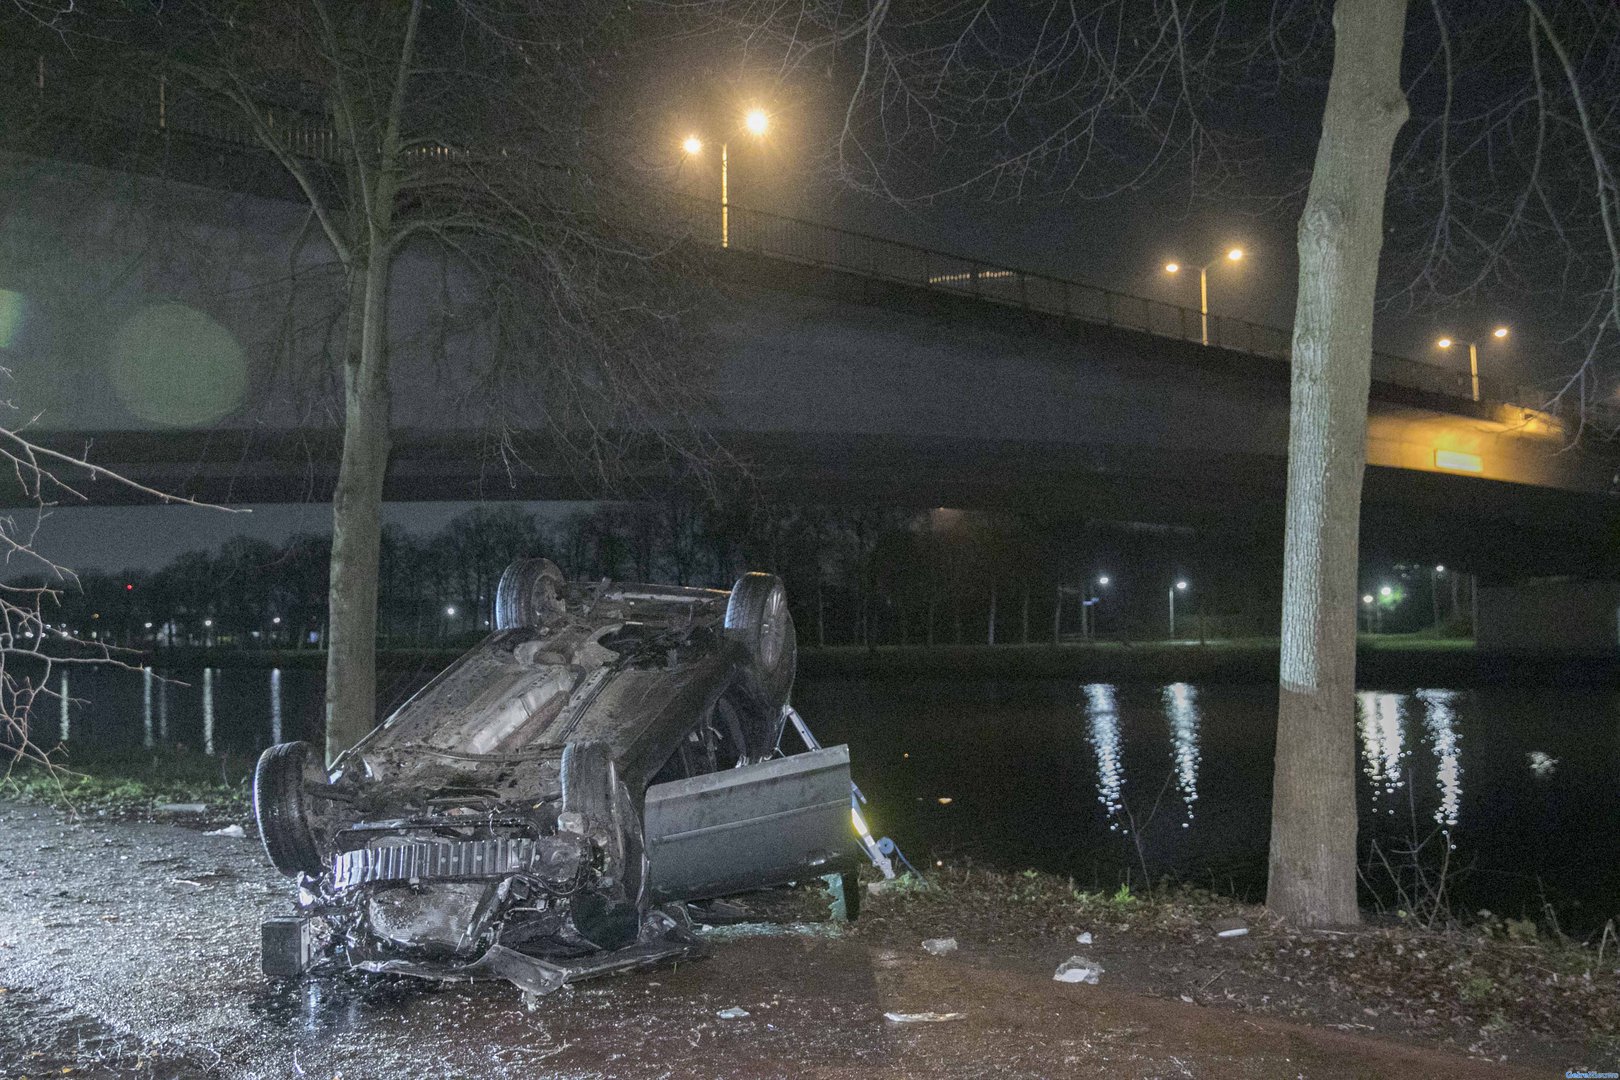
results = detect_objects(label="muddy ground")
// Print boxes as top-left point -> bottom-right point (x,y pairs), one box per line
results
0,800 -> 1610,1079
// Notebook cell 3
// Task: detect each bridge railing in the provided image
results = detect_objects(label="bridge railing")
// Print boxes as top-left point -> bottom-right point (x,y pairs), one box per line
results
711,201 -> 1543,409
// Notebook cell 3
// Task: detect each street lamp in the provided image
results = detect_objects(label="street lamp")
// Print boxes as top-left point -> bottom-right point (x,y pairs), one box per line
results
1084,574 -> 1112,640
1435,326 -> 1508,403
1164,247 -> 1244,346
682,107 -> 770,249
1169,579 -> 1188,639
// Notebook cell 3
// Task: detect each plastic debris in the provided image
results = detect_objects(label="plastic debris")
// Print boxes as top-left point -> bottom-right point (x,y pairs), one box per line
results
156,803 -> 207,813
1210,917 -> 1249,939
717,1006 -> 750,1019
1075,932 -> 1093,945
884,1011 -> 965,1023
205,824 -> 247,838
921,937 -> 958,956
1053,956 -> 1103,984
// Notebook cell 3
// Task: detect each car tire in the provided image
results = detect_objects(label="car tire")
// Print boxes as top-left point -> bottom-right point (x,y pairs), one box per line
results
724,572 -> 797,704
253,741 -> 330,878
494,557 -> 566,630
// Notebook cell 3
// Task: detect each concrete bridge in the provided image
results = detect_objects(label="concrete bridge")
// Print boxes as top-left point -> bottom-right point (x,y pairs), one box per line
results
4,136 -> 1618,577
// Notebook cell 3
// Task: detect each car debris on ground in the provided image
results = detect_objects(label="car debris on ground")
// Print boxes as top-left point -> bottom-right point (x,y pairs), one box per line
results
1053,956 -> 1104,984
883,1011 -> 967,1023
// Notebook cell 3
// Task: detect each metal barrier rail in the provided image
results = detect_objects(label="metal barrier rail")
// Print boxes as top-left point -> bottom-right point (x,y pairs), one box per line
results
704,200 -> 1530,408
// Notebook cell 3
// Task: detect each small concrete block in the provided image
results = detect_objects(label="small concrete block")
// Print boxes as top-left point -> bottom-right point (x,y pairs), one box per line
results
262,915 -> 314,977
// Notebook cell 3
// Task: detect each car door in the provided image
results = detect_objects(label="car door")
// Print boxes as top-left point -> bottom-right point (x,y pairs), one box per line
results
642,745 -> 859,902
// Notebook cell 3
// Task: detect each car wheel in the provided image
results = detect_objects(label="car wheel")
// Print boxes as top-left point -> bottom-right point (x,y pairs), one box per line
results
253,741 -> 331,877
724,572 -> 797,704
494,557 -> 566,630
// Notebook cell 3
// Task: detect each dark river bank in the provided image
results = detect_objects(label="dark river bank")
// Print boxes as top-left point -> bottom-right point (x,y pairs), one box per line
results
35,661 -> 1620,936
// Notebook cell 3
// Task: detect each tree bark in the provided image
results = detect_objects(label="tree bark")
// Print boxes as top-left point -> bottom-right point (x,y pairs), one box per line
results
324,246 -> 393,762
1268,0 -> 1409,928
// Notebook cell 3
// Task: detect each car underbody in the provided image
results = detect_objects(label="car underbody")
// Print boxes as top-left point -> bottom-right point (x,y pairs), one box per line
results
253,562 -> 865,994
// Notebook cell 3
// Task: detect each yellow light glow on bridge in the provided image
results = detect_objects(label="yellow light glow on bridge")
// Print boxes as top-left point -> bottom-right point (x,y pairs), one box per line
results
1434,449 -> 1484,473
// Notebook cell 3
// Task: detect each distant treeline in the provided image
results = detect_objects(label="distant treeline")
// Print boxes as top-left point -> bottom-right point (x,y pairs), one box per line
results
33,499 -> 1299,649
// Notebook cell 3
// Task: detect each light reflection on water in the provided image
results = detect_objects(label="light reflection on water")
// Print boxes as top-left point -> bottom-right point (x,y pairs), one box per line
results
1357,691 -> 1406,814
1084,684 -> 1124,830
1163,682 -> 1201,825
1418,689 -> 1462,830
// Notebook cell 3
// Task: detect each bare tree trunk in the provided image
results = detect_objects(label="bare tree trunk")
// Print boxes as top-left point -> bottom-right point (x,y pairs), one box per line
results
325,249 -> 393,762
1268,0 -> 1409,928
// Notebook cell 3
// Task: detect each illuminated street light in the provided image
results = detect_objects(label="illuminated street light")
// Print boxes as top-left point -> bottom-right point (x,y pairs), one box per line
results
1379,585 -> 1393,598
1362,594 -> 1374,604
445,605 -> 457,618
272,616 -> 282,625
1169,580 -> 1189,638
1164,248 -> 1248,346
682,107 -> 771,249
1436,326 -> 1509,403
1097,575 -> 1110,586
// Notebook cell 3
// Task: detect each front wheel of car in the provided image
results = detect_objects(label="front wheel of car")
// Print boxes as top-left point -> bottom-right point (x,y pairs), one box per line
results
253,741 -> 331,877
725,572 -> 797,705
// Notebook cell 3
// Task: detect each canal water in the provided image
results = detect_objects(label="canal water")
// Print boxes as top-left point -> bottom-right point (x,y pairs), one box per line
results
41,664 -> 1620,935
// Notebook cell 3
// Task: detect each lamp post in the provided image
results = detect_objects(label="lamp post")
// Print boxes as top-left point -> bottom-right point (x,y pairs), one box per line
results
1436,326 -> 1508,403
682,108 -> 769,249
1361,593 -> 1375,633
1164,247 -> 1244,346
1088,574 -> 1110,641
1169,579 -> 1188,639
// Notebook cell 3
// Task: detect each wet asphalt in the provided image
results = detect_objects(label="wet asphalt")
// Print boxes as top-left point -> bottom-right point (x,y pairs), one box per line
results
0,801 -> 898,1079
0,801 -> 1546,1079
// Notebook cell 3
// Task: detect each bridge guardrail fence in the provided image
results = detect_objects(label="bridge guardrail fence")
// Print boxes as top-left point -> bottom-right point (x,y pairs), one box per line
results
713,201 -> 1537,410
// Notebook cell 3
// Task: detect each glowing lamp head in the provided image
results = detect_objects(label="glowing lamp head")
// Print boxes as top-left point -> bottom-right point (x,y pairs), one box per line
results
1492,326 -> 1509,339
1175,580 -> 1188,591
1164,261 -> 1181,274
1380,585 -> 1393,598
1435,564 -> 1445,573
1226,247 -> 1244,262
681,135 -> 703,155
1437,337 -> 1454,349
1362,594 -> 1374,605
1098,575 -> 1110,586
744,108 -> 768,135
445,606 -> 457,617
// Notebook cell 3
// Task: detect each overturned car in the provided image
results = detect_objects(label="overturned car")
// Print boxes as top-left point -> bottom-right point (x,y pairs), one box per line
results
253,561 -> 865,994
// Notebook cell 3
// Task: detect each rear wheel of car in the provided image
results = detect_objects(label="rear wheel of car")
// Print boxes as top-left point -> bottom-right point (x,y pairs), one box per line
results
724,573 -> 797,704
253,741 -> 331,877
494,557 -> 566,630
